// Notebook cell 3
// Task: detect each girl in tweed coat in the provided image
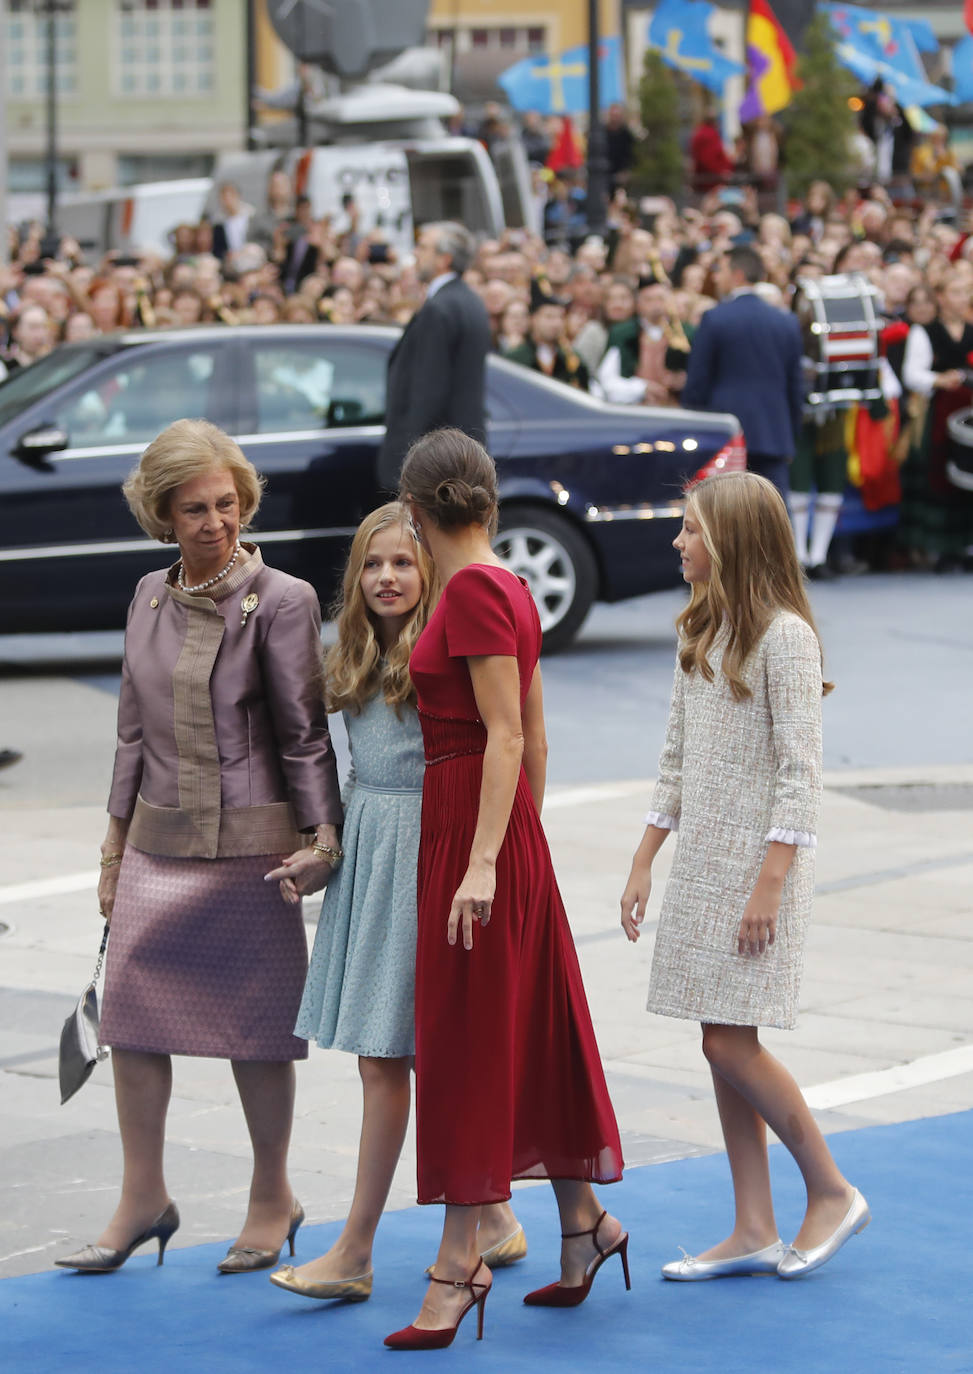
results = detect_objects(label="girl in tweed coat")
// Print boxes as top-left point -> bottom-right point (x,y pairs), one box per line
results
621,472 -> 869,1282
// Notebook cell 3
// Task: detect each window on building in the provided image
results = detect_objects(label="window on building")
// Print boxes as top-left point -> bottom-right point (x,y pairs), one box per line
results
4,1 -> 78,100
446,25 -> 548,56
8,157 -> 79,193
114,0 -> 214,99
117,153 -> 213,185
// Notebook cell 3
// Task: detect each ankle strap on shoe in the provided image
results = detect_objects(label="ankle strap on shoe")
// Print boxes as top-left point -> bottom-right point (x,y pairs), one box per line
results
561,1209 -> 608,1255
429,1257 -> 488,1294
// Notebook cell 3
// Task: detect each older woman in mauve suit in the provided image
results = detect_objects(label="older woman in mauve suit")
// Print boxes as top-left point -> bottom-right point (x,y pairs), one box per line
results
56,419 -> 343,1275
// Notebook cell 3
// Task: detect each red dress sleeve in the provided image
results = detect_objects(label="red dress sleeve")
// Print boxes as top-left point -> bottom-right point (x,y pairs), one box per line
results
443,566 -> 519,658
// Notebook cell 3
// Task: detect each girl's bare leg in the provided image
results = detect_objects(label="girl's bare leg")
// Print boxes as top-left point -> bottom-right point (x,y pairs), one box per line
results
477,1199 -> 521,1250
290,1055 -> 412,1282
692,1063 -> 779,1260
701,1024 -> 855,1250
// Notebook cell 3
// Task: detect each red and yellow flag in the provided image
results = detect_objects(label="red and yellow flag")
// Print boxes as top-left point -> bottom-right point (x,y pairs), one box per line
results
740,0 -> 800,122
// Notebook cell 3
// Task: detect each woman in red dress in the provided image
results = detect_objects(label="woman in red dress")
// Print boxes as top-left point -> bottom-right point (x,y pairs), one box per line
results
384,429 -> 625,1351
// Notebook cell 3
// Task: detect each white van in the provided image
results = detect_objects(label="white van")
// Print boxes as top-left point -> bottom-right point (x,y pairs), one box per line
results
53,179 -> 211,257
49,86 -> 536,260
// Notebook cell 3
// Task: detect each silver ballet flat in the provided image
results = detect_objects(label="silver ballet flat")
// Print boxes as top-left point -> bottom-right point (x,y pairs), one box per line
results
661,1239 -> 784,1281
777,1189 -> 870,1279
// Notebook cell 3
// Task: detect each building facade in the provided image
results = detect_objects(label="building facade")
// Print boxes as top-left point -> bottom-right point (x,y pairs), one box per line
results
426,0 -> 622,101
3,0 -> 293,194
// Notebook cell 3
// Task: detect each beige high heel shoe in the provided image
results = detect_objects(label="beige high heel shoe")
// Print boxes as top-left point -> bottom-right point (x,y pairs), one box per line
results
218,1199 -> 304,1274
55,1202 -> 180,1272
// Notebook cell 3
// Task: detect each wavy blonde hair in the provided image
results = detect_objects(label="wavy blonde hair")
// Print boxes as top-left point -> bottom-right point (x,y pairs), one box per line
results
676,471 -> 833,701
325,503 -> 437,716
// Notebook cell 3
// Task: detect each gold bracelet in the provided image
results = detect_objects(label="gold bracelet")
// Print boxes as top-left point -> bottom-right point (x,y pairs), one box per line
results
311,841 -> 343,867
99,853 -> 123,868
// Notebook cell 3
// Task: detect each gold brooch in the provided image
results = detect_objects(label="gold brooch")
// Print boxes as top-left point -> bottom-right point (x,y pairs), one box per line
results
240,592 -> 259,627
149,597 -> 159,608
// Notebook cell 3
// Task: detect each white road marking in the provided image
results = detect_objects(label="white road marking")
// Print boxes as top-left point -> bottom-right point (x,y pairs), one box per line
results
607,1044 -> 973,1109
546,780 -> 648,809
0,872 -> 96,906
802,1045 -> 973,1111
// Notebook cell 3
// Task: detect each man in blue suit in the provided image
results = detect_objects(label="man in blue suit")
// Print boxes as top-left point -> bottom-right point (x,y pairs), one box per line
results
682,244 -> 804,496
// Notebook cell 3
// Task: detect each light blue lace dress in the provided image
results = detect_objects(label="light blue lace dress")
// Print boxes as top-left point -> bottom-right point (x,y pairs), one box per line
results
295,691 -> 424,1058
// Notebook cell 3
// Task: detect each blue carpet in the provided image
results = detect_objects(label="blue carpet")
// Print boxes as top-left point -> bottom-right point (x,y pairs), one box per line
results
3,1113 -> 971,1374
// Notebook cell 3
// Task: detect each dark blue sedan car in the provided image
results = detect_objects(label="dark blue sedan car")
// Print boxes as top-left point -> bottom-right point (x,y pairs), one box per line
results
0,324 -> 744,649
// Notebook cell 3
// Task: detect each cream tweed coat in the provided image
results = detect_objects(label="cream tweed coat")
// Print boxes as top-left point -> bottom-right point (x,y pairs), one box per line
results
647,611 -> 823,1029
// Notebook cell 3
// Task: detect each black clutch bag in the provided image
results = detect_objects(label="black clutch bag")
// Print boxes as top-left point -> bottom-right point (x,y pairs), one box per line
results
59,921 -> 110,1104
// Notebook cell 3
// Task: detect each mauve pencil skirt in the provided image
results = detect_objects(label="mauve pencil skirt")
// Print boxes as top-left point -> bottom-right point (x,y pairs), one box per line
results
99,847 -> 309,1061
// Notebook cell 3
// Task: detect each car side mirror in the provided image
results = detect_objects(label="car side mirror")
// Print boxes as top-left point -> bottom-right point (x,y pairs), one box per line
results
16,425 -> 69,459
327,398 -> 363,427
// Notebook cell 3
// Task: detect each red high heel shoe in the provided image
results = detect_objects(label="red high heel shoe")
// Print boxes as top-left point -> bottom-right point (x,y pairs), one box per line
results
385,1258 -> 490,1350
523,1210 -> 630,1308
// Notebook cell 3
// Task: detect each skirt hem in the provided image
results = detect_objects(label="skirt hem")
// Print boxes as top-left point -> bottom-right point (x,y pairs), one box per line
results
646,1001 -> 797,1031
102,1036 -> 308,1062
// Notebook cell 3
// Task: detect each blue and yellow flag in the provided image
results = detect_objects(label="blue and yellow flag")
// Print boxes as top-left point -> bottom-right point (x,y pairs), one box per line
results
647,0 -> 745,95
498,37 -> 624,115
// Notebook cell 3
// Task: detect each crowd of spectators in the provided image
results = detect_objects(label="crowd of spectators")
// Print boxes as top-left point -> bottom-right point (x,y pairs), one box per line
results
1,123 -> 972,572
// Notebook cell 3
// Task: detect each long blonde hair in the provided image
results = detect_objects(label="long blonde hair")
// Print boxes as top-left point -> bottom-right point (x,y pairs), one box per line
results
325,503 -> 436,716
676,472 -> 833,700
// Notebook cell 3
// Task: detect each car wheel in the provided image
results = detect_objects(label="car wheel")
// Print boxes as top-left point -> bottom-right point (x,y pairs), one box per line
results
493,504 -> 597,653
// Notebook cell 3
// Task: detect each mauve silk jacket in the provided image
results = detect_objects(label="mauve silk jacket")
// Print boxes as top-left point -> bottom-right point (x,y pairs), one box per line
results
108,545 -> 342,859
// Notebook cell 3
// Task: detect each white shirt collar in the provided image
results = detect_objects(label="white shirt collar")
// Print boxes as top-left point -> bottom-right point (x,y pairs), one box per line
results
727,285 -> 757,300
425,271 -> 457,300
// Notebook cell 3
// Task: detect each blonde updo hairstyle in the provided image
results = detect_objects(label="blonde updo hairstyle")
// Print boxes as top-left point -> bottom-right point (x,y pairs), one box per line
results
122,418 -> 264,541
399,427 -> 499,537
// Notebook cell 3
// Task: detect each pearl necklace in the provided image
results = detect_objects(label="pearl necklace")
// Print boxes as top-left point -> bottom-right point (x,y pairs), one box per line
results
178,541 -> 242,593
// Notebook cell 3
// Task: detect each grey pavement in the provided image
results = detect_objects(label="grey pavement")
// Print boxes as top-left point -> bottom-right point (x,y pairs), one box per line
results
1,574 -> 972,1278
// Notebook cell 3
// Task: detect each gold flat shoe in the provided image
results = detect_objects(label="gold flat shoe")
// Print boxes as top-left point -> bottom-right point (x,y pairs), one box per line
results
269,1264 -> 373,1302
218,1199 -> 304,1274
425,1223 -> 527,1277
481,1224 -> 528,1268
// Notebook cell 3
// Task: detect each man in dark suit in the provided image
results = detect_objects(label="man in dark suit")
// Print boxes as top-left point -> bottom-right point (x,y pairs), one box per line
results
682,244 -> 804,495
377,222 -> 491,491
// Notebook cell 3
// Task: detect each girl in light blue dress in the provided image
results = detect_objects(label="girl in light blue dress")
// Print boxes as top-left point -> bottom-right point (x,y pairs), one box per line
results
269,504 -> 522,1302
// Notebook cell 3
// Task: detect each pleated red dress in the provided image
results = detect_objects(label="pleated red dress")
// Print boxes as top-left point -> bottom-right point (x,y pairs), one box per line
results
409,563 -> 623,1205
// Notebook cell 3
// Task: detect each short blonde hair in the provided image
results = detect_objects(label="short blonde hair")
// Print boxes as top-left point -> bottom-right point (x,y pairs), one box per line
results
122,419 -> 264,541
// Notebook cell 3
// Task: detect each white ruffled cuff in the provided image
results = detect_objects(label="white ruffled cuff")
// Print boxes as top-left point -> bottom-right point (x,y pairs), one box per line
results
645,810 -> 679,832
765,827 -> 816,848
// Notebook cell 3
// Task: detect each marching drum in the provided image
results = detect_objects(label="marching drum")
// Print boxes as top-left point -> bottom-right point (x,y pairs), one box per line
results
793,274 -> 883,412
945,406 -> 973,492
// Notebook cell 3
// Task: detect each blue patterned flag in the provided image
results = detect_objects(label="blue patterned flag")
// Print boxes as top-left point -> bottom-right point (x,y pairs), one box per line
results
821,3 -> 925,83
903,19 -> 938,55
953,34 -> 973,105
498,36 -> 624,115
647,0 -> 745,95
832,39 -> 953,108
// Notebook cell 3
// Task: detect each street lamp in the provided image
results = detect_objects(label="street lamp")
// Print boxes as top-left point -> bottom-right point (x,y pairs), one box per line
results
40,0 -> 58,248
586,0 -> 610,236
